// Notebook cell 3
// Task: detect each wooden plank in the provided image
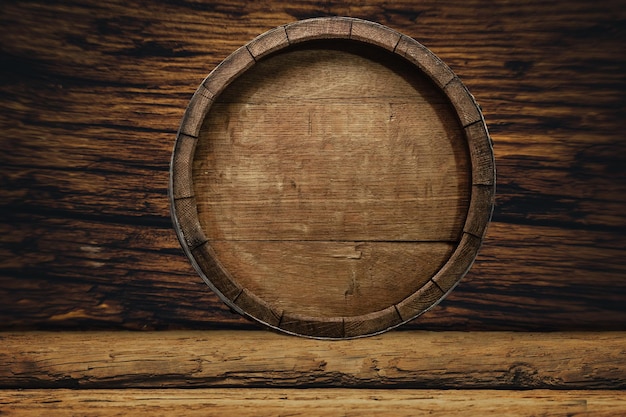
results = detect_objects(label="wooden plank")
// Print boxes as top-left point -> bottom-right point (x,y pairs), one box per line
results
1,215 -> 624,331
0,0 -> 625,331
0,214 -> 249,330
192,44 -> 470,242
1,389 -> 624,416
1,331 -> 624,389
210,241 -> 455,318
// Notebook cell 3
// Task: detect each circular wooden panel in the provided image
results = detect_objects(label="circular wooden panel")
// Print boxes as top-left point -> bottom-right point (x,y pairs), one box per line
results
170,17 -> 495,339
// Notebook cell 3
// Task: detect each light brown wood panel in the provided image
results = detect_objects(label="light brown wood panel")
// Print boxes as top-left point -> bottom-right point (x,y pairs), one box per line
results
193,43 -> 470,241
1,331 -> 624,389
211,241 -> 455,317
1,389 -> 624,417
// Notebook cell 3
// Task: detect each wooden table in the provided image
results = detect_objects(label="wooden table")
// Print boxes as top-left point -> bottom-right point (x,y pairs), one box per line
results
1,0 -> 624,414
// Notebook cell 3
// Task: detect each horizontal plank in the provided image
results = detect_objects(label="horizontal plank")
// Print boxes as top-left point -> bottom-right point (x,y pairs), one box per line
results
194,89 -> 469,241
1,331 -> 624,389
214,43 -> 448,102
0,214 -> 624,330
1,389 -> 624,416
211,241 -> 454,318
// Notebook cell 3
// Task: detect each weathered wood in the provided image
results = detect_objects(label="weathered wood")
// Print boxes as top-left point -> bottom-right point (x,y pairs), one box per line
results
210,241 -> 455,317
0,0 -> 625,331
1,216 -> 624,331
1,331 -> 624,389
1,389 -> 624,416
192,45 -> 471,242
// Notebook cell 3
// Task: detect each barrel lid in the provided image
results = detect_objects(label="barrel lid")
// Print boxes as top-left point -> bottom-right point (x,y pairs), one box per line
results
170,17 -> 495,339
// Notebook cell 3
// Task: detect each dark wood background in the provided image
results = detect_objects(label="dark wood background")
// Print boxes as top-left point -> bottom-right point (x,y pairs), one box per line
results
1,0 -> 624,332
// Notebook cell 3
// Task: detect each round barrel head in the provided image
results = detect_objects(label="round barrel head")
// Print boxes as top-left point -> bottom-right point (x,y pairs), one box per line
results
170,17 -> 495,339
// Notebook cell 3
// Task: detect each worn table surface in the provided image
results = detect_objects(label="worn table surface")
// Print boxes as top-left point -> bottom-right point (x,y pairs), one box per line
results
2,331 -> 624,389
3,388 -> 624,416
1,0 -> 625,332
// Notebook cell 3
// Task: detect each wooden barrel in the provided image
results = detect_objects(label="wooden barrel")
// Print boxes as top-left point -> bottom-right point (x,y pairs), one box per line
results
170,17 -> 495,339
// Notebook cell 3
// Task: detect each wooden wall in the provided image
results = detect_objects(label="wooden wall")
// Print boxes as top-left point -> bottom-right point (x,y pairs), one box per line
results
0,0 -> 626,416
1,0 -> 625,413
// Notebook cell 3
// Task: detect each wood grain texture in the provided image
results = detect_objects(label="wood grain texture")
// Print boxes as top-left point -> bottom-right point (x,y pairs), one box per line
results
1,389 -> 624,417
211,241 -> 455,317
0,0 -> 625,331
1,331 -> 624,389
192,43 -> 470,242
